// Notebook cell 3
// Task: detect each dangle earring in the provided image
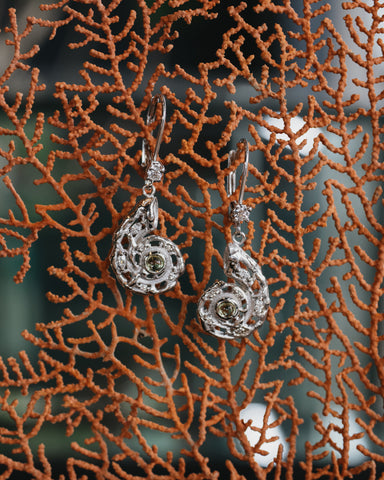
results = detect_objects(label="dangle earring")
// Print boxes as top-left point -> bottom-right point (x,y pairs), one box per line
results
110,94 -> 185,294
197,139 -> 270,339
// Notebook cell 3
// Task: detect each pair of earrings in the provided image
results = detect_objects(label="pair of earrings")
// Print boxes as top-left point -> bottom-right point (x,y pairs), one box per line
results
110,94 -> 270,340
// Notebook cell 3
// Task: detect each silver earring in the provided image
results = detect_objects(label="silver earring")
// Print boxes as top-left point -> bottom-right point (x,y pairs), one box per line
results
197,139 -> 270,339
110,94 -> 185,294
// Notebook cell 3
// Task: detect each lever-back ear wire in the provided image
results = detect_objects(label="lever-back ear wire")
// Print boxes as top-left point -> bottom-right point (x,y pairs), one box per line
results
140,94 -> 166,196
227,138 -> 249,201
227,138 -> 252,244
140,93 -> 166,171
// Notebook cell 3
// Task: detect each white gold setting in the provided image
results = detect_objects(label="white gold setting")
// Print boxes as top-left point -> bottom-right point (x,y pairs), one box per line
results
110,197 -> 184,294
198,241 -> 269,339
197,139 -> 270,339
229,201 -> 252,224
110,94 -> 184,295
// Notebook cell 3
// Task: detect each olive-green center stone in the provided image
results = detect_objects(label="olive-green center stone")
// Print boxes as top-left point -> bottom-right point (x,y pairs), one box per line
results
144,253 -> 165,274
215,299 -> 238,320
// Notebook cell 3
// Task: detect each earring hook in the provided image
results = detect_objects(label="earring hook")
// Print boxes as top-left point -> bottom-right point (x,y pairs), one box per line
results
227,138 -> 250,205
141,94 -> 166,169
227,138 -> 249,204
140,94 -> 166,195
227,139 -> 252,241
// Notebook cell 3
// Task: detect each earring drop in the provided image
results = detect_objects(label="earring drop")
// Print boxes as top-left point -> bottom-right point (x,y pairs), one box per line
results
110,94 -> 185,294
197,139 -> 270,339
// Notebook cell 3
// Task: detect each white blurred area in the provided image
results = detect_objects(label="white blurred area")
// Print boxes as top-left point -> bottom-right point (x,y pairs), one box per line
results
317,408 -> 371,466
241,402 -> 371,466
258,115 -> 323,156
240,402 -> 288,466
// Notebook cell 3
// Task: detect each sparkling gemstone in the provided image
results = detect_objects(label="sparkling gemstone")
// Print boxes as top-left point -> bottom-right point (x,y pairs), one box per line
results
144,253 -> 165,274
215,299 -> 238,320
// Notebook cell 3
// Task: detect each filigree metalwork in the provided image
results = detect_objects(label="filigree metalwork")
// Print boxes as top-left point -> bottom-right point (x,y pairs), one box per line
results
198,241 -> 270,338
110,196 -> 184,294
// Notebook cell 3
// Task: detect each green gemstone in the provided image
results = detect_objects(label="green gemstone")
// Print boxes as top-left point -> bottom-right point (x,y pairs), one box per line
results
144,253 -> 165,274
215,299 -> 238,320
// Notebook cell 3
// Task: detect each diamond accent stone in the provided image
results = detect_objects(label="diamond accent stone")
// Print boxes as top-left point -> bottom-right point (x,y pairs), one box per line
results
146,158 -> 165,183
229,202 -> 252,224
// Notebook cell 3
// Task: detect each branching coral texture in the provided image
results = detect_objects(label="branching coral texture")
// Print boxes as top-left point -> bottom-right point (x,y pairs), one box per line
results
0,0 -> 383,478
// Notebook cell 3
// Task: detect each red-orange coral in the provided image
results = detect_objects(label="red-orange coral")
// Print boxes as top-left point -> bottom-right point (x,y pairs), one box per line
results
0,0 -> 383,478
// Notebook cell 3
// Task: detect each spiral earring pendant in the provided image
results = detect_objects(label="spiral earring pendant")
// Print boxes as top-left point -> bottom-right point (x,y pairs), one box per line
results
197,139 -> 270,339
197,241 -> 269,338
110,195 -> 185,294
110,93 -> 184,295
